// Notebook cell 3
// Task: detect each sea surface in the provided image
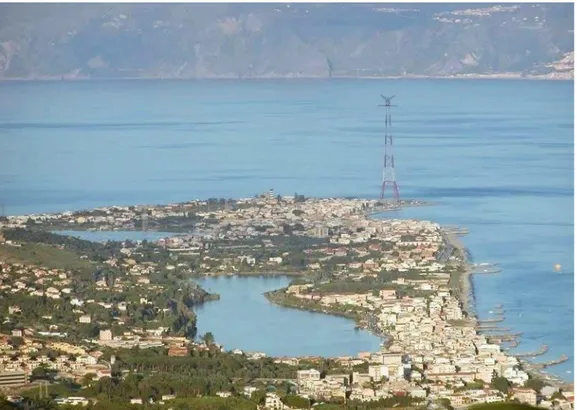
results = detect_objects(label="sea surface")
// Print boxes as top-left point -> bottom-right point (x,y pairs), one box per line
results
0,79 -> 573,380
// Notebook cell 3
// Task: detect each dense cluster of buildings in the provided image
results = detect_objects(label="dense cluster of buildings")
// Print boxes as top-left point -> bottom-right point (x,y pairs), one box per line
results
273,279 -> 573,409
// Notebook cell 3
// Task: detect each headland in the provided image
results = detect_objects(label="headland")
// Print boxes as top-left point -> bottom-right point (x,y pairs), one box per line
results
0,193 -> 572,408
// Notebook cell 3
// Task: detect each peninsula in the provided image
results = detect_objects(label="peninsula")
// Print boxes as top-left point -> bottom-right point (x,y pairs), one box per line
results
0,193 -> 572,410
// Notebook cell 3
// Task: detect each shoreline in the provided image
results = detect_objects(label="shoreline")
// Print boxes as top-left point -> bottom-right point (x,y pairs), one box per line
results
196,271 -> 304,278
263,290 -> 390,345
443,232 -> 475,316
443,231 -> 572,389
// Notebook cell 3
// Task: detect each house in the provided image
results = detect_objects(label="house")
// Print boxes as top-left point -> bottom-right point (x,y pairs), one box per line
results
368,364 -> 389,381
216,392 -> 231,398
512,388 -> 537,406
297,369 -> 321,384
243,386 -> 257,398
379,289 -> 397,300
167,346 -> 188,357
99,329 -> 112,341
264,392 -> 284,410
11,329 -> 23,337
79,315 -> 91,324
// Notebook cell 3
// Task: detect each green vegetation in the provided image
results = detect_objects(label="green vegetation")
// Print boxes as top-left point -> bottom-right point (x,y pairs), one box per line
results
0,229 -> 216,341
523,377 -> 546,392
490,375 -> 511,395
0,242 -> 93,273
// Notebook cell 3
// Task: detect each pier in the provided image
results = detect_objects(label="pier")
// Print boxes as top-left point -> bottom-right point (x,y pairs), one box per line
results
476,326 -> 511,332
471,263 -> 501,274
477,316 -> 505,324
512,344 -> 549,358
493,307 -> 505,315
530,355 -> 569,370
486,332 -> 523,343
443,226 -> 470,236
472,267 -> 502,274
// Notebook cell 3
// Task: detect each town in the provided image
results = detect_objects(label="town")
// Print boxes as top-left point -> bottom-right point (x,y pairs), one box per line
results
0,193 -> 573,410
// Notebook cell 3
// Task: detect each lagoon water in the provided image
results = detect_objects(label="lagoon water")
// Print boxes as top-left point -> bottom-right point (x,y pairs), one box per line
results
52,230 -> 176,243
0,79 -> 573,380
194,275 -> 382,357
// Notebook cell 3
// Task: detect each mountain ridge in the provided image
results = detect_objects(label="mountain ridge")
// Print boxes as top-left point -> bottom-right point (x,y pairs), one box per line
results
0,3 -> 573,80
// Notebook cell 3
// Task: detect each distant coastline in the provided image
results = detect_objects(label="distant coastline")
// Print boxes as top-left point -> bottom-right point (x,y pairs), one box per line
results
0,73 -> 572,82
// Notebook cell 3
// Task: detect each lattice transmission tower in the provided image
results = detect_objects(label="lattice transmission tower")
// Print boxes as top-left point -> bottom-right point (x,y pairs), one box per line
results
141,209 -> 148,232
379,94 -> 400,202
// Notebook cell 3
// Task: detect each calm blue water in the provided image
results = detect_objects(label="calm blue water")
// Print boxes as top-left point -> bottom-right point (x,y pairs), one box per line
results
194,275 -> 382,356
0,79 -> 573,380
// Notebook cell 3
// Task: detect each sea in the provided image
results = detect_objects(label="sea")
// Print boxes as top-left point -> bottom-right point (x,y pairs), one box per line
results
0,79 -> 573,381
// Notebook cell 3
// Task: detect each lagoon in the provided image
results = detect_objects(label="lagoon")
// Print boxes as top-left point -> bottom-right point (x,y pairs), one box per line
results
193,275 -> 382,357
51,230 -> 383,357
51,230 -> 177,243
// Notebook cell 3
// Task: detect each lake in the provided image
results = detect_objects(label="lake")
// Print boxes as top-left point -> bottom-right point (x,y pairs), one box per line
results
0,78 -> 572,380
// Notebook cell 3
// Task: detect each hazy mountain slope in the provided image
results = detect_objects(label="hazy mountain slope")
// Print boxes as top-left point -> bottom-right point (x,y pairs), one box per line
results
0,3 -> 573,79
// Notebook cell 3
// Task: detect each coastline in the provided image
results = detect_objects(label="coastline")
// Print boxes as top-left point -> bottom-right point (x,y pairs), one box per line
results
443,230 -> 572,390
444,232 -> 475,317
0,73 -> 572,82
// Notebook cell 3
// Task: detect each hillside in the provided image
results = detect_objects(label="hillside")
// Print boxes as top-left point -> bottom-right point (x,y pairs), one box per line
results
0,3 -> 573,80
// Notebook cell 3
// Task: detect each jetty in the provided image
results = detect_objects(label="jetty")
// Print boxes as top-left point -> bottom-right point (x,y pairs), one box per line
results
486,332 -> 523,343
507,340 -> 521,350
531,355 -> 569,370
477,316 -> 505,324
476,326 -> 511,332
443,225 -> 470,236
471,263 -> 501,274
512,344 -> 549,358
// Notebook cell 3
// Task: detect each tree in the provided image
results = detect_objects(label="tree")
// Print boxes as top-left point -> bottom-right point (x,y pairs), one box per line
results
8,336 -> 24,349
436,398 -> 454,410
491,375 -> 510,394
524,377 -> 545,392
282,395 -> 310,408
82,373 -> 97,387
202,332 -> 215,345
551,391 -> 565,400
31,365 -> 56,381
251,390 -> 266,404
